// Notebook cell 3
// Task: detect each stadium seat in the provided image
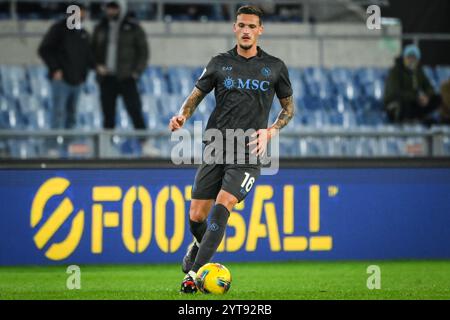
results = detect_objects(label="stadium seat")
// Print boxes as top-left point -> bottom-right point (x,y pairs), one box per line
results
76,93 -> 102,130
299,137 -> 329,157
0,65 -> 28,99
141,66 -> 169,96
141,94 -> 161,130
2,63 -> 450,159
435,66 -> 450,87
0,96 -> 20,129
167,66 -> 195,96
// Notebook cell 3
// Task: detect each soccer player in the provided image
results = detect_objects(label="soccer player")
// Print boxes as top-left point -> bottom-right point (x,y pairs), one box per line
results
168,5 -> 295,293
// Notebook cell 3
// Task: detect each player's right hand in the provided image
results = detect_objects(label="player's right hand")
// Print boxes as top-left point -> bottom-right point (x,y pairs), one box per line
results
169,115 -> 186,132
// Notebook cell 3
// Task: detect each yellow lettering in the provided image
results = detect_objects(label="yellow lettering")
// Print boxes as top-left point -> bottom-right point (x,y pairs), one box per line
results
91,186 -> 122,254
283,185 -> 294,234
155,186 -> 185,253
122,186 -> 152,253
309,185 -> 320,232
246,186 -> 281,252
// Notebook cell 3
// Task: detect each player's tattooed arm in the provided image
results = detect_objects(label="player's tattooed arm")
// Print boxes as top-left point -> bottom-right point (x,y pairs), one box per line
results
249,95 -> 295,156
169,87 -> 206,131
271,95 -> 295,131
179,87 -> 206,120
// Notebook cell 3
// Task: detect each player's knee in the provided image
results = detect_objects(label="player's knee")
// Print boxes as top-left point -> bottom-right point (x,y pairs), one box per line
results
215,192 -> 238,212
189,207 -> 207,222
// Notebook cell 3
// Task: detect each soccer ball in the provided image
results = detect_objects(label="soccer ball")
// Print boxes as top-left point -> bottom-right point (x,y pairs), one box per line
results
195,263 -> 232,294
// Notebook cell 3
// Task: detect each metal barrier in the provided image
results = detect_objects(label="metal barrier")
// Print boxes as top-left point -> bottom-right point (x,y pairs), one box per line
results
1,126 -> 449,159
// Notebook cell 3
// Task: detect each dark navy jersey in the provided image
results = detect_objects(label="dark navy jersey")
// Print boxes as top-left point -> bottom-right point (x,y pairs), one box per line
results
195,46 -> 293,133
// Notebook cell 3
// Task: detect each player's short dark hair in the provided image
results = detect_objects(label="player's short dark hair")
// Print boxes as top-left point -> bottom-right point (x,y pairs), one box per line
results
236,5 -> 263,25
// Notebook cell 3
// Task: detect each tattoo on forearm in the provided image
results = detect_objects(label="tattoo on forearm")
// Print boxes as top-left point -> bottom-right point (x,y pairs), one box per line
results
272,95 -> 295,130
179,87 -> 206,119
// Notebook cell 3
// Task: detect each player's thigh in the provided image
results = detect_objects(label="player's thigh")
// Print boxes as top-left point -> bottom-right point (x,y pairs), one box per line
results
189,199 -> 214,222
192,163 -> 224,201
221,165 -> 261,204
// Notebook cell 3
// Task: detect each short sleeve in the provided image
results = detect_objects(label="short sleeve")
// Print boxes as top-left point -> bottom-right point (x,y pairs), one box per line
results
275,61 -> 293,99
195,58 -> 217,94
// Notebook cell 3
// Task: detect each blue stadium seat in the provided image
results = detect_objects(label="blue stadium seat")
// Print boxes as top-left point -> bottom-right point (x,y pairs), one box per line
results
141,94 -> 160,130
27,65 -> 51,100
355,67 -> 385,101
167,66 -> 195,96
160,94 -> 184,118
302,67 -> 334,99
23,108 -> 50,130
113,137 -> 142,156
441,136 -> 450,156
76,93 -> 102,130
8,139 -> 39,158
288,68 -> 306,98
0,65 -> 28,99
279,137 -> 298,157
379,137 -> 404,156
299,137 -> 329,156
0,96 -> 20,129
354,137 -> 380,157
140,66 -> 168,96
435,65 -> 450,87
329,67 -> 360,101
17,94 -> 41,116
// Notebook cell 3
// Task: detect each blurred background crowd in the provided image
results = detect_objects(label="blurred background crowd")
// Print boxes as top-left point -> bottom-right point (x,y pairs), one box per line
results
0,0 -> 449,159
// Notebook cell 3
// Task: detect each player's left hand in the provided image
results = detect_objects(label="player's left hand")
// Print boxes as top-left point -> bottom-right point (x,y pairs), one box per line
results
248,128 -> 278,156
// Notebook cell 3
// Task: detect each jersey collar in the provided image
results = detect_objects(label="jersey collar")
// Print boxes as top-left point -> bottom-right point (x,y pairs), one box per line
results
230,45 -> 263,61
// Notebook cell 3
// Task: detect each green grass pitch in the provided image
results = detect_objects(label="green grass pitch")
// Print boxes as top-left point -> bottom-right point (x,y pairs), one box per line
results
1,260 -> 449,300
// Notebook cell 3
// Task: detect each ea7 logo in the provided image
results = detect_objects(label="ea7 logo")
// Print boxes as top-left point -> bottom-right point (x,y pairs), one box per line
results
222,66 -> 233,71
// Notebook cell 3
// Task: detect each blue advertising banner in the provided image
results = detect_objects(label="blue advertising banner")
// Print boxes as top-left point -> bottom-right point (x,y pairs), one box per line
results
0,167 -> 450,265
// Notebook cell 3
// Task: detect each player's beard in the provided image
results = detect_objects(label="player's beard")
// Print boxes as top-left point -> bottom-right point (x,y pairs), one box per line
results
239,43 -> 253,51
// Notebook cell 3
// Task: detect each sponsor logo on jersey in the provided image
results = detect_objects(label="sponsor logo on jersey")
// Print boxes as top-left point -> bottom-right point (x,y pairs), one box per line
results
223,76 -> 270,92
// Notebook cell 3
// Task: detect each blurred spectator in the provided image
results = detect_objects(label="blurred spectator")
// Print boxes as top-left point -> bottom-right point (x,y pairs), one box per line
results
38,2 -> 94,129
384,44 -> 441,124
164,4 -> 218,21
92,1 -> 148,131
424,80 -> 450,126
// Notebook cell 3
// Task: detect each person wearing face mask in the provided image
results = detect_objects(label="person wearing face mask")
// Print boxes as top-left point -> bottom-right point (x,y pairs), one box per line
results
384,44 -> 440,123
91,1 -> 149,133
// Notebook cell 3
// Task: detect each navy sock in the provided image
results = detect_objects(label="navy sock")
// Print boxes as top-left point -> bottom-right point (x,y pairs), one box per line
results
189,219 -> 207,244
191,204 -> 230,272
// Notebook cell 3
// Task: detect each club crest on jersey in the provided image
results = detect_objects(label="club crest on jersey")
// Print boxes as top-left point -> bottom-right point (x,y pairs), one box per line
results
261,67 -> 271,78
223,76 -> 270,92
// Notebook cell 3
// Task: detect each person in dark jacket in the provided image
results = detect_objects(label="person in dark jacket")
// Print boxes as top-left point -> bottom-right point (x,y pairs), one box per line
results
384,44 -> 440,123
38,3 -> 93,129
91,1 -> 148,131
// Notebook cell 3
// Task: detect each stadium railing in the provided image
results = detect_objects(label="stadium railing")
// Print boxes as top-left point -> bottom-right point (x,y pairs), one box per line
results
1,126 -> 449,159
